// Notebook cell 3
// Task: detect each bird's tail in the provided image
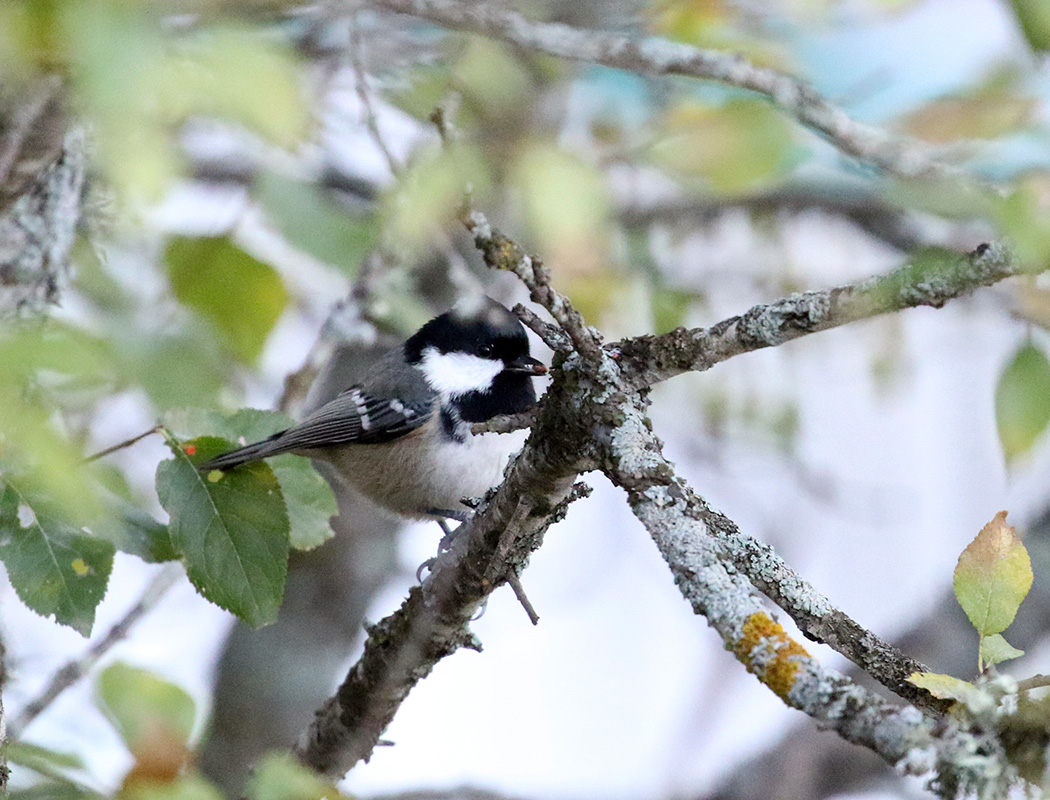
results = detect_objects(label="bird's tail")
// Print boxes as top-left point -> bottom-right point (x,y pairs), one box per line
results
197,434 -> 288,472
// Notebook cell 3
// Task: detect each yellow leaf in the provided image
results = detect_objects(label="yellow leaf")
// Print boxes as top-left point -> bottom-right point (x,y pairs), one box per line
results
954,511 -> 1033,637
907,672 -> 982,703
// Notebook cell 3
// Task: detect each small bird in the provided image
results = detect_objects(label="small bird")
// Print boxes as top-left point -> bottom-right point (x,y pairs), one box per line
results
199,296 -> 547,521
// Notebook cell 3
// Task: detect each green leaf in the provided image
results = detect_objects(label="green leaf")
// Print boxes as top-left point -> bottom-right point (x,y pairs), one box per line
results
269,455 -> 336,550
246,752 -> 334,800
980,633 -> 1025,667
164,409 -> 336,550
255,171 -> 376,274
1008,0 -> 1050,51
7,741 -> 87,787
907,672 -> 984,705
0,477 -> 115,636
95,663 -> 196,755
954,511 -> 1033,638
120,773 -> 224,800
651,287 -> 696,334
95,498 -> 176,563
165,236 -> 289,364
995,342 -> 1050,462
995,175 -> 1050,269
651,99 -> 800,193
156,435 -> 289,627
161,29 -> 308,149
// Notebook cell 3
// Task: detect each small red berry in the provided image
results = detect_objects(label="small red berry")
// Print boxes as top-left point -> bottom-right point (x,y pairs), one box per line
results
184,445 -> 197,456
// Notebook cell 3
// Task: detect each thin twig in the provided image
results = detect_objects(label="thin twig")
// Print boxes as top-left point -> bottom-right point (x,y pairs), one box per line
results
82,425 -> 163,464
512,304 -> 572,354
10,564 -> 182,737
461,209 -> 602,358
506,572 -> 539,625
614,242 -> 1025,389
1016,674 -> 1050,693
350,13 -> 402,177
470,410 -> 536,435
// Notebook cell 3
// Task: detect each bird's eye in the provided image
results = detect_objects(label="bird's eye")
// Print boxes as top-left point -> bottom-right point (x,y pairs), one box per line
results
478,343 -> 494,357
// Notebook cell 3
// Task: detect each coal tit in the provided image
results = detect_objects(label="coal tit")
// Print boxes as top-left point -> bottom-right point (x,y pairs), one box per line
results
198,296 -> 547,520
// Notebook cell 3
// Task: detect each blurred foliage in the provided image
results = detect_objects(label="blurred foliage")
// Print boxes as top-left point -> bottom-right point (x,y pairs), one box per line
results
254,172 -> 376,275
165,236 -> 289,364
3,0 -> 1050,794
97,663 -> 197,768
245,754 -> 337,800
0,0 -> 307,201
647,0 -> 788,66
650,99 -> 801,193
995,341 -> 1050,463
1008,0 -> 1050,52
995,173 -> 1050,269
900,68 -> 1035,143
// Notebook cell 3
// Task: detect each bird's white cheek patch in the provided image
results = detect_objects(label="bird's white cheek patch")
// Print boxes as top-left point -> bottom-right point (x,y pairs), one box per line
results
420,348 -> 504,396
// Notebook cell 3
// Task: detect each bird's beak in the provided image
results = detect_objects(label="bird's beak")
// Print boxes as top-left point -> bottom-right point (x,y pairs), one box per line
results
505,355 -> 548,375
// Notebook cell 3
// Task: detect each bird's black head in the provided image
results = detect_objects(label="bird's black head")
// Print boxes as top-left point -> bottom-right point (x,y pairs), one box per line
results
405,297 -> 546,420
404,296 -> 531,365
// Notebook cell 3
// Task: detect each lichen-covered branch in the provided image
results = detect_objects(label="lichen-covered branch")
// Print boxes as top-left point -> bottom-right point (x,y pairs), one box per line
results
294,220 -> 1026,793
294,389 -> 590,775
602,403 -> 1010,797
600,403 -> 943,712
368,0 -> 959,181
614,242 -> 1020,388
663,488 -> 947,713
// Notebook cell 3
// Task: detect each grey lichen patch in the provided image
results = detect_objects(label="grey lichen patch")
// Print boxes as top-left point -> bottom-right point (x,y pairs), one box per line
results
738,290 -> 834,347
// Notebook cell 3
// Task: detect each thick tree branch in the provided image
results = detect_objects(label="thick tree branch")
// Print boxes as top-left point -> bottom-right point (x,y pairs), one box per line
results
294,398 -> 590,775
601,405 -> 1008,797
294,220 -> 1026,793
368,0 -> 961,181
598,408 -> 945,712
680,496 -> 946,712
614,242 -> 1021,388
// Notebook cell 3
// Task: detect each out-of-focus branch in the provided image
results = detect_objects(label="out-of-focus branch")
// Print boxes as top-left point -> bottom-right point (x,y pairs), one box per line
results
0,120 -> 85,318
616,180 -> 990,253
9,565 -> 181,738
0,78 -> 66,216
368,0 -> 961,182
614,242 -> 1022,388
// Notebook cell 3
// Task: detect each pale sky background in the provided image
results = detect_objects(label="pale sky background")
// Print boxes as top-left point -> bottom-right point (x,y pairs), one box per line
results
5,1 -> 1050,799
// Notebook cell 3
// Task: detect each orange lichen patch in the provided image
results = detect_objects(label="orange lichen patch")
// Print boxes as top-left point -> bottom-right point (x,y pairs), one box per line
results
733,612 -> 810,701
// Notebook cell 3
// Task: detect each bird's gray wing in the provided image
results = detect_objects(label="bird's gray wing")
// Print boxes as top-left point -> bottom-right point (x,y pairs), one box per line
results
277,387 -> 432,449
198,382 -> 434,472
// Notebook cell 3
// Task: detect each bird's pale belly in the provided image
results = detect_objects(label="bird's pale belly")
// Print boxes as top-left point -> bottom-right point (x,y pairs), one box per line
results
309,427 -> 528,520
